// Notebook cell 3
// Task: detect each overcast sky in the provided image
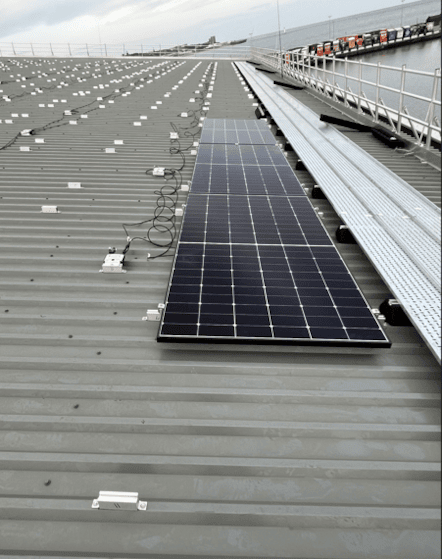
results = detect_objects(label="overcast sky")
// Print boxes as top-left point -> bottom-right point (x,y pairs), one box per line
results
0,0 -> 416,47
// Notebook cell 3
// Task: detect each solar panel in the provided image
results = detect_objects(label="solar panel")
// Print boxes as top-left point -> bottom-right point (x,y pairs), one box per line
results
190,164 -> 305,196
196,144 -> 288,166
200,121 -> 277,145
158,119 -> 390,347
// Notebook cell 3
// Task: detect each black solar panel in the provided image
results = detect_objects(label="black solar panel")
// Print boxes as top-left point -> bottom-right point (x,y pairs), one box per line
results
158,119 -> 390,347
190,164 -> 305,196
179,195 -> 332,245
200,126 -> 277,145
196,144 -> 288,166
203,119 -> 270,131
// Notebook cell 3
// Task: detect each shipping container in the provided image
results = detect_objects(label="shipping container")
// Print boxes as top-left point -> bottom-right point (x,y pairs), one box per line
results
362,33 -> 373,46
387,28 -> 397,41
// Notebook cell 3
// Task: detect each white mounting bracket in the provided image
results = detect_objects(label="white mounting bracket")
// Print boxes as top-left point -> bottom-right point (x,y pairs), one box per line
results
100,253 -> 125,273
170,132 -> 179,139
142,303 -> 165,322
153,167 -> 165,176
41,206 -> 59,213
20,129 -> 32,136
181,112 -> 188,118
91,491 -> 147,511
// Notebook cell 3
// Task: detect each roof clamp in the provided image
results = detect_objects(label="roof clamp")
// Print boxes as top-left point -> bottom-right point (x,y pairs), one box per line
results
92,491 -> 147,511
143,303 -> 165,322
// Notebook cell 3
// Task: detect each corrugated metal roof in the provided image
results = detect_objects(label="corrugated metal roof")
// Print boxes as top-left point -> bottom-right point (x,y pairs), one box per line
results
0,56 -> 440,558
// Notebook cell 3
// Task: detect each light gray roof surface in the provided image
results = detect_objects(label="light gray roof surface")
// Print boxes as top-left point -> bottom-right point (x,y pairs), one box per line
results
0,56 -> 440,558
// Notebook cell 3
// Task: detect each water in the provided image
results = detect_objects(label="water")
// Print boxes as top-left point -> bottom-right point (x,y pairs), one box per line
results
246,0 -> 441,126
306,39 -> 441,124
247,0 -> 441,59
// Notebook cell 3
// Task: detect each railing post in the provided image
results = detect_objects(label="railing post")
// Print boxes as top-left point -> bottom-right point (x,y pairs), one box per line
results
332,55 -> 336,100
375,61 -> 381,123
105,44 -> 108,57
344,57 -> 348,105
357,59 -> 363,112
50,43 -> 54,56
315,54 -> 319,90
86,43 -> 89,56
12,42 -> 16,56
397,64 -> 406,136
323,55 -> 326,92
30,43 -> 35,56
425,68 -> 440,149
68,43 -> 72,56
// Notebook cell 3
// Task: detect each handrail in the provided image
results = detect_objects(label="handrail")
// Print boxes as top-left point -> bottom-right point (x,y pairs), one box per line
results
250,46 -> 441,151
0,42 -> 252,59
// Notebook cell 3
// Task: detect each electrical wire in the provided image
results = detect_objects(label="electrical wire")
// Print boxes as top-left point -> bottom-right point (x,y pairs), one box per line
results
120,62 -> 216,262
0,60 -> 180,150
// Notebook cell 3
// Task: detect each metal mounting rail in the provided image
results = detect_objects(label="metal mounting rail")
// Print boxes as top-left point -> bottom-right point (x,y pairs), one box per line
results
237,61 -> 441,363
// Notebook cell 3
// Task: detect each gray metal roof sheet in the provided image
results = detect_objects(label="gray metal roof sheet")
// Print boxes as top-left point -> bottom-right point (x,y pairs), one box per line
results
0,56 -> 440,558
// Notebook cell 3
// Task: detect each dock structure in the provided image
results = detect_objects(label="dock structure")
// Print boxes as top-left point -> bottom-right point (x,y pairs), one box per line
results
0,54 -> 440,558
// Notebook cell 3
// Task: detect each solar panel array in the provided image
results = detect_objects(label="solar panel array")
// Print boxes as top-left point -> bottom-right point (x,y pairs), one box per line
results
158,119 -> 390,347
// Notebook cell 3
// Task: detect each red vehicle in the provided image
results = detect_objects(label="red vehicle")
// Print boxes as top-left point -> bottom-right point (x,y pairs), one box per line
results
356,35 -> 364,46
380,29 -> 388,43
317,44 -> 324,56
324,42 -> 332,55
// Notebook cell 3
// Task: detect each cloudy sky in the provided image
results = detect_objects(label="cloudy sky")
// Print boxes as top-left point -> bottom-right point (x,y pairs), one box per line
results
0,0 -> 412,47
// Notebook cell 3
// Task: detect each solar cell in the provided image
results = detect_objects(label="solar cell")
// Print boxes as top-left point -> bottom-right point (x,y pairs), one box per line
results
158,119 -> 390,347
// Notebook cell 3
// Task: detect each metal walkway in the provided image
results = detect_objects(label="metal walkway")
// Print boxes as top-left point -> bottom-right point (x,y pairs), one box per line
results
237,61 -> 441,363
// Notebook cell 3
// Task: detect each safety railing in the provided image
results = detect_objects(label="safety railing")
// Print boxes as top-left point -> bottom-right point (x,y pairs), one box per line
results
0,42 -> 251,60
251,46 -> 441,150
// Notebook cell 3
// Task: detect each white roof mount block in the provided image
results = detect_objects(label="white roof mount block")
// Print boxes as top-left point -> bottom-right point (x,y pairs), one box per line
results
100,253 -> 125,273
92,491 -> 147,511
